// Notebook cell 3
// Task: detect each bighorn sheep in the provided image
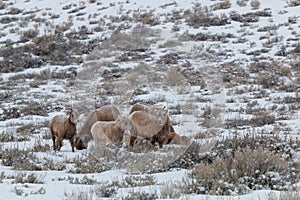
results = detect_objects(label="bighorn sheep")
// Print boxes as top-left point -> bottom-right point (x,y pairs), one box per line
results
75,105 -> 120,150
50,109 -> 80,152
129,103 -> 175,147
91,116 -> 132,145
129,109 -> 170,148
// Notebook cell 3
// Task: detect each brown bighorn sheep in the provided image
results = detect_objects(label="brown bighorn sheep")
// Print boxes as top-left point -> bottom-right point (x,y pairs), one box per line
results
129,109 -> 170,148
129,103 -> 175,148
50,109 -> 80,152
75,105 -> 120,150
91,116 -> 132,145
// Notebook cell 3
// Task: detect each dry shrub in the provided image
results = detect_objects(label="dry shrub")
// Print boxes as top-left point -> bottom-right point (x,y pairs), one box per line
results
0,31 -> 90,73
88,142 -> 120,159
278,66 -> 292,76
42,157 -> 66,171
236,0 -> 248,7
279,190 -> 300,200
186,146 -> 296,195
294,43 -> 300,53
85,50 -> 116,60
250,111 -> 275,126
17,121 -> 49,136
0,16 -> 18,24
20,101 -> 49,117
129,93 -> 166,107
201,106 -> 224,128
0,130 -> 29,142
232,147 -> 287,178
92,175 -> 156,198
100,29 -> 151,51
0,131 -> 16,142
168,141 -> 216,169
215,133 -> 299,159
69,156 -> 111,174
0,147 -> 42,171
87,140 -> 212,173
157,52 -> 181,65
160,181 -> 181,199
65,191 -> 93,200
257,73 -> 278,88
158,40 -> 182,48
258,25 -> 278,32
123,175 -> 156,187
211,0 -> 231,10
13,172 -> 45,184
126,71 -> 147,88
19,29 -> 39,42
68,175 -> 97,185
250,0 -> 260,9
110,148 -> 172,173
112,81 -> 130,96
123,191 -> 158,200
94,182 -> 118,198
184,3 -> 229,28
165,68 -> 186,86
0,171 -> 4,183
32,138 -> 51,152
132,9 -> 160,26
249,61 -> 271,73
289,0 -> 300,7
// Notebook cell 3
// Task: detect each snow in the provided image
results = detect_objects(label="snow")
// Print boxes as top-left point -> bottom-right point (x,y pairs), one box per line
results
0,0 -> 299,199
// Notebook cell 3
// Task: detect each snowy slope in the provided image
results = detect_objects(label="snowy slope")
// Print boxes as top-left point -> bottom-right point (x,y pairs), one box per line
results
0,0 -> 299,199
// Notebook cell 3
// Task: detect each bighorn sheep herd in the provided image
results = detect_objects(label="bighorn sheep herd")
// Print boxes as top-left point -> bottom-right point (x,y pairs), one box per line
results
49,103 -> 190,152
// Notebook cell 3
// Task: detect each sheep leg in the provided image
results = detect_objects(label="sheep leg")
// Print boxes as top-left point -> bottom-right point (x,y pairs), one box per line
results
52,136 -> 57,150
57,137 -> 63,151
69,138 -> 75,152
158,141 -> 163,148
129,136 -> 137,146
157,135 -> 164,148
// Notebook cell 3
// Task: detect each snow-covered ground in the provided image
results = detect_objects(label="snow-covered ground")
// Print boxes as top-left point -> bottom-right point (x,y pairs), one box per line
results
0,0 -> 299,199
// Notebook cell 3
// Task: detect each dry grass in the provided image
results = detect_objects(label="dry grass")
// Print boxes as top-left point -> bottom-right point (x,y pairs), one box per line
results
100,28 -> 152,51
32,138 -> 51,152
184,3 -> 229,28
181,133 -> 300,195
211,0 -> 231,10
279,190 -> 300,200
68,155 -> 111,174
289,0 -> 300,7
13,172 -> 45,184
65,190 -> 93,200
183,146 -> 296,195
250,0 -> 260,9
160,181 -> 181,199
0,1 -> 299,199
236,0 -> 248,7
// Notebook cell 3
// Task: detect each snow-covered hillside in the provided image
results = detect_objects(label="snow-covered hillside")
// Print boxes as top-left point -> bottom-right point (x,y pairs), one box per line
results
0,0 -> 299,199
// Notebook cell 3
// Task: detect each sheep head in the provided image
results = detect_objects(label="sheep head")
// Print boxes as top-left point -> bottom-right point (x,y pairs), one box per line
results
69,109 -> 80,124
